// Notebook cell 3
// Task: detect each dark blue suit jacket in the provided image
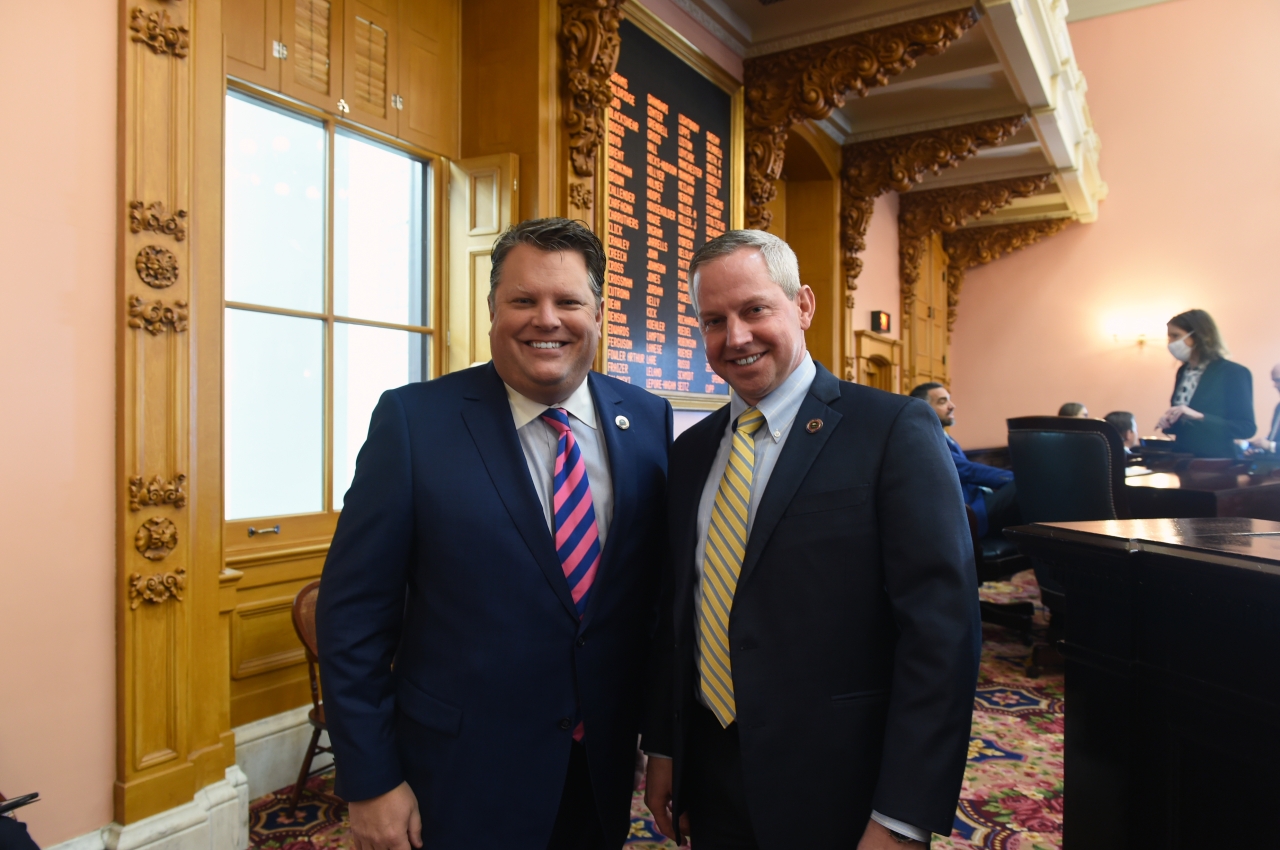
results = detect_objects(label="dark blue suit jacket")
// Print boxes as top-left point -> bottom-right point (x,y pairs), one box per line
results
944,434 -> 1013,537
317,364 -> 672,848
645,365 -> 981,845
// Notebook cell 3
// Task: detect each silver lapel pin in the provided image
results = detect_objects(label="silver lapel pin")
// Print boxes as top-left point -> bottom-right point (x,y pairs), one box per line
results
615,414 -> 630,430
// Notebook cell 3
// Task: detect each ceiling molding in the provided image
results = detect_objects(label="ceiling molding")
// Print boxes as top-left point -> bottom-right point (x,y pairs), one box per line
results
742,0 -> 976,57
662,0 -> 749,57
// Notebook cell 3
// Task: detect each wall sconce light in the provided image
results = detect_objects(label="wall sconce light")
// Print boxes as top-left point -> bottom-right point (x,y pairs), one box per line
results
871,311 -> 891,333
1111,333 -> 1149,348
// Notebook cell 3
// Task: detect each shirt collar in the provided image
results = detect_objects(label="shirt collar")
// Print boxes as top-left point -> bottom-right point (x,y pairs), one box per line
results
728,352 -> 817,443
504,377 -> 599,431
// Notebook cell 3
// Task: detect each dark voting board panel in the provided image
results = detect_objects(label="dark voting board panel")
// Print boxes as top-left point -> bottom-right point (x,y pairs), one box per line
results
603,19 -> 731,404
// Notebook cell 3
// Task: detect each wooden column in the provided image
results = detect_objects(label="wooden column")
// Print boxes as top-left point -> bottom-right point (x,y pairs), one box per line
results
116,0 -> 234,822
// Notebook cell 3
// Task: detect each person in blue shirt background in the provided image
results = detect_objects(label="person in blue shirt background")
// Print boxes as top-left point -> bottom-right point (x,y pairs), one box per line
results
910,382 -> 1017,538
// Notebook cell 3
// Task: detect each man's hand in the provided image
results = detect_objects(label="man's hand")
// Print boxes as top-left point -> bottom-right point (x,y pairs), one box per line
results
644,756 -> 690,847
1248,436 -> 1276,452
856,818 -> 927,849
348,781 -> 422,850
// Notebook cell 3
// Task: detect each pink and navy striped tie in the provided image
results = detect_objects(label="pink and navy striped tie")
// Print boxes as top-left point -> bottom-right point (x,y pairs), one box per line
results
542,408 -> 599,742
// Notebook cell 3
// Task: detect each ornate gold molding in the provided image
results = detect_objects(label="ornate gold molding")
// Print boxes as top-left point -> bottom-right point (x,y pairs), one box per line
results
135,517 -> 179,562
840,114 -> 1027,302
898,174 -> 1052,322
135,246 -> 180,289
942,218 -> 1072,328
568,183 -> 594,210
129,201 -> 187,241
128,566 -> 187,610
129,8 -> 190,57
559,0 -> 625,179
743,8 -> 979,230
129,474 -> 188,512
127,296 -> 189,335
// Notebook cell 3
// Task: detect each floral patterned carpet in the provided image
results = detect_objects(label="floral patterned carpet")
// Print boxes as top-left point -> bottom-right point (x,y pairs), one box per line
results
249,571 -> 1062,850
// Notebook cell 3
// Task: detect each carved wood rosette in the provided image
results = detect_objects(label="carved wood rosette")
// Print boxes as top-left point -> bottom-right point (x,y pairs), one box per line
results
898,173 -> 1051,322
559,0 -> 625,230
942,218 -> 1073,328
743,7 -> 979,231
840,114 -> 1027,304
136,245 -> 180,288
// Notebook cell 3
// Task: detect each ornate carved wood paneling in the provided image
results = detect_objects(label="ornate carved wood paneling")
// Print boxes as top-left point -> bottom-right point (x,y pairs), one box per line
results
942,218 -> 1072,328
127,296 -> 190,334
742,8 -> 979,231
135,246 -> 180,288
130,474 -> 188,511
559,0 -> 624,229
898,174 -> 1052,323
129,201 -> 188,241
129,7 -> 191,57
129,567 -> 187,610
840,114 -> 1027,303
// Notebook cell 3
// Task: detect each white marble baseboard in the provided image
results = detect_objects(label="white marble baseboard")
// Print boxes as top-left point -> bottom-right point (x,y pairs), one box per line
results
232,705 -> 332,801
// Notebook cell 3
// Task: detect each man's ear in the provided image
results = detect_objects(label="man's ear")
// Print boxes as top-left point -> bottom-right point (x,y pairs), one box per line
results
795,285 -> 817,331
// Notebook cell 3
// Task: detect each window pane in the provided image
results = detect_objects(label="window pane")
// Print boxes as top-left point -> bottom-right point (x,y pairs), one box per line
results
225,92 -> 326,313
226,309 -> 325,519
333,323 -> 430,509
334,132 -> 430,327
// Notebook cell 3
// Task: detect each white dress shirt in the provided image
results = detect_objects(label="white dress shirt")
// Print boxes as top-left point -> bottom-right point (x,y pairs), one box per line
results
504,378 -> 613,545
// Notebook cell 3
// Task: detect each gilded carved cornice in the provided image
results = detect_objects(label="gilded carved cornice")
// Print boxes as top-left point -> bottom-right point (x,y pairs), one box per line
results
559,0 -> 626,179
840,114 -> 1027,302
743,7 -> 979,230
942,218 -> 1073,329
898,174 -> 1052,324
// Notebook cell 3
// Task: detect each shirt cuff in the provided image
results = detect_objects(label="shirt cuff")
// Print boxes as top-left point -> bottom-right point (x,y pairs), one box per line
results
870,811 -> 930,843
644,752 -> 672,759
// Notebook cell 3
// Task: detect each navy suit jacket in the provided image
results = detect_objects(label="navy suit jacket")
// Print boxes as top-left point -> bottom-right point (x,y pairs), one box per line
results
317,364 -> 672,848
645,364 -> 981,846
1165,358 -> 1255,457
944,434 -> 1014,537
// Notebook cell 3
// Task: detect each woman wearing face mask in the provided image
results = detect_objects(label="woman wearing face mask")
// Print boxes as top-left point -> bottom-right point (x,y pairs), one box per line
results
1155,308 -> 1255,457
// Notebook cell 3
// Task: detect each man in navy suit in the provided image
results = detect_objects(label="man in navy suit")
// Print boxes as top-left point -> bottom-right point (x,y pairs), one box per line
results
910,382 -> 1017,538
644,230 -> 980,849
317,218 -> 672,850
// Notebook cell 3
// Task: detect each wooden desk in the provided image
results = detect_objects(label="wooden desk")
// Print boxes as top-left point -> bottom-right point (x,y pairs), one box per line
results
1007,518 -> 1280,848
1125,468 -> 1280,521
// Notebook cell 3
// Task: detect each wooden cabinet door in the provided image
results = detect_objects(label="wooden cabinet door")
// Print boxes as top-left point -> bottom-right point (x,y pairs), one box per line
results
396,0 -> 459,156
281,0 -> 345,112
343,0 -> 398,134
447,154 -> 518,372
225,0 -> 282,89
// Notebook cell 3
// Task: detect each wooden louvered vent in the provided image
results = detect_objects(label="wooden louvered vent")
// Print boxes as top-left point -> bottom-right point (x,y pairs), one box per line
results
293,0 -> 332,93
353,16 -> 388,118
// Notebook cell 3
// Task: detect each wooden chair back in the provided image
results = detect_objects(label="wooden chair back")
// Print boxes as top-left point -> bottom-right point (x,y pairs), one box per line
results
291,580 -> 323,712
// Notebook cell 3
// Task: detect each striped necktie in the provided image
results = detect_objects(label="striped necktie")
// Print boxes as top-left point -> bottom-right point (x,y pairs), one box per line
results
540,408 -> 601,620
699,407 -> 766,728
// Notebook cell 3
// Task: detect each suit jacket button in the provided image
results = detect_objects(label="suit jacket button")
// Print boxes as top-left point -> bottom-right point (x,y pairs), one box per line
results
559,717 -> 573,730
576,636 -> 587,647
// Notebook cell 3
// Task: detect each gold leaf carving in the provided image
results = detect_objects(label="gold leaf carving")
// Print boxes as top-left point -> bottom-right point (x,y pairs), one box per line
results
743,8 -> 980,229
898,175 -> 1051,325
128,566 -> 187,609
135,246 -> 180,289
840,114 -> 1028,303
559,0 -> 626,179
129,474 -> 188,512
568,182 -> 595,210
127,296 -> 189,335
941,218 -> 1072,329
134,517 -> 179,562
129,8 -> 190,57
129,201 -> 187,241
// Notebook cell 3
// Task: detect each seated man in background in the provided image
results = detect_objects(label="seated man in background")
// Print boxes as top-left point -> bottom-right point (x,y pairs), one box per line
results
1245,362 -> 1280,455
910,382 -> 1019,538
1104,410 -> 1141,453
1058,402 -> 1088,417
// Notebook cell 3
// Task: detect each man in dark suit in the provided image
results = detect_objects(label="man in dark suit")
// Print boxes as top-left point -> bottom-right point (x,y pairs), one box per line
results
909,382 -> 1018,538
1246,362 -> 1280,455
643,230 -> 980,849
317,218 -> 672,850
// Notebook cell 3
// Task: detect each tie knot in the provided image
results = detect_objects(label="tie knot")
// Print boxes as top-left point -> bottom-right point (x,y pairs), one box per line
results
735,407 -> 766,436
540,407 -> 572,434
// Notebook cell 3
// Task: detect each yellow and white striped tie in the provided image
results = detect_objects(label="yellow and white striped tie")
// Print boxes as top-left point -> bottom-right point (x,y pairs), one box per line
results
698,407 -> 766,727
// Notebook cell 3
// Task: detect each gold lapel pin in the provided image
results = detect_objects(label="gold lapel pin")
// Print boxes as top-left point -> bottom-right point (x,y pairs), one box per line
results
615,415 -> 630,430
806,418 -> 823,434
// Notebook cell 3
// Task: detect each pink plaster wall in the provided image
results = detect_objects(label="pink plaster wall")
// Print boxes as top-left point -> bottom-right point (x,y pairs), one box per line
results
851,192 -> 902,339
635,0 -> 744,82
950,0 -> 1280,449
0,0 -> 118,843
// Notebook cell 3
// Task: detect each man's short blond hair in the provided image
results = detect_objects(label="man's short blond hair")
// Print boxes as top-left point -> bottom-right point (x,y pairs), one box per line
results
688,229 -> 800,318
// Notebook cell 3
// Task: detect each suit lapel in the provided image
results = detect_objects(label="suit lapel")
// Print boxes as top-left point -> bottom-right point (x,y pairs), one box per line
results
460,364 -> 578,621
737,365 -> 843,590
580,374 -> 630,628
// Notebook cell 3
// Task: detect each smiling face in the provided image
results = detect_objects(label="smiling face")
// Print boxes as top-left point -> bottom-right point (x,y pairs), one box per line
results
694,247 -> 814,406
488,243 -> 602,405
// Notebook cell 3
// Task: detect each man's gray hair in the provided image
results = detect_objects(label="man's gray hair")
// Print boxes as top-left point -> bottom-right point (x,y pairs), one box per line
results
688,229 -> 801,317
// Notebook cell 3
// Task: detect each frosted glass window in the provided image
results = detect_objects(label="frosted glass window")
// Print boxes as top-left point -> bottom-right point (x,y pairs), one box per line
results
334,132 -> 429,327
333,324 -> 429,509
226,310 -> 325,519
225,92 -> 326,313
